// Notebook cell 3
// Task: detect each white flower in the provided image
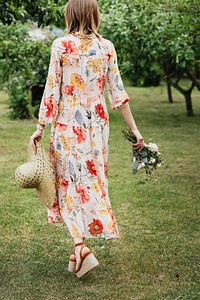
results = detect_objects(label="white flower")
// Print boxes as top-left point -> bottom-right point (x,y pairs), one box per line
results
148,143 -> 159,152
150,158 -> 156,163
138,162 -> 145,170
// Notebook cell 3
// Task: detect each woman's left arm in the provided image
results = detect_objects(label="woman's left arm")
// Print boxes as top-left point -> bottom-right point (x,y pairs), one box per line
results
119,103 -> 144,150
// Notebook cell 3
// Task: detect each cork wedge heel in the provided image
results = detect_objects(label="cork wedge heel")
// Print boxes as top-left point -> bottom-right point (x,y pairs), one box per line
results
74,242 -> 99,278
67,252 -> 76,272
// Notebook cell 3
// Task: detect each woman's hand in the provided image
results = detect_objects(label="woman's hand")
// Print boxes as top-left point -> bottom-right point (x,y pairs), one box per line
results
29,129 -> 43,153
119,104 -> 144,150
132,128 -> 144,150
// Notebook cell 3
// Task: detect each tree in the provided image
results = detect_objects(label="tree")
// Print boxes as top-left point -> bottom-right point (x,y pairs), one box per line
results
99,0 -> 200,116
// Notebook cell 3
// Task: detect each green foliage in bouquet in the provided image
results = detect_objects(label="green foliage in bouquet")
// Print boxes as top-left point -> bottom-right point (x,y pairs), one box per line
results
122,129 -> 163,176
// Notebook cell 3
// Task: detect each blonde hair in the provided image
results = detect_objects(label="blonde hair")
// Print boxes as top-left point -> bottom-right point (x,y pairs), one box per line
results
65,0 -> 100,36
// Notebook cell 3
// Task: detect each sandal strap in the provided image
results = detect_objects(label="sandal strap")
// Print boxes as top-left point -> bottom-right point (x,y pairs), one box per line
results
74,242 -> 85,247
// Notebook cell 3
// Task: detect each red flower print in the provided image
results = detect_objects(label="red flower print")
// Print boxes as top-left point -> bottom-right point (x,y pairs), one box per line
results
104,162 -> 108,178
44,95 -> 57,118
75,182 -> 90,204
107,53 -> 112,61
102,189 -> 106,197
57,123 -> 67,132
88,218 -> 104,235
63,85 -> 75,96
86,159 -> 97,176
48,216 -> 54,223
61,179 -> 69,192
73,126 -> 86,144
120,98 -> 129,107
97,75 -> 106,91
95,103 -> 108,121
61,40 -> 78,54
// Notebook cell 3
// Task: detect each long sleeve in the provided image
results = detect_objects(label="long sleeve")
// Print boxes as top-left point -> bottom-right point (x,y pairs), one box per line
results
38,39 -> 62,126
106,42 -> 130,110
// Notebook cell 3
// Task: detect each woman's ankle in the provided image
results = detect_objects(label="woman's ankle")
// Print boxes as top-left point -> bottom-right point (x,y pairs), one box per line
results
73,237 -> 84,245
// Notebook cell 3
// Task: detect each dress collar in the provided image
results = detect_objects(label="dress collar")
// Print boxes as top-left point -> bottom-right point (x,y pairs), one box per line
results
70,31 -> 99,39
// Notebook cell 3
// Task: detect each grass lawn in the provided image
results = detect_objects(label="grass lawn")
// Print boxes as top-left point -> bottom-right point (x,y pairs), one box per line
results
0,85 -> 199,300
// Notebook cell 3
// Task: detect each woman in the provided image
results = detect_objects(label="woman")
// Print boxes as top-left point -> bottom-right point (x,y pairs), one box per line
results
30,0 -> 144,278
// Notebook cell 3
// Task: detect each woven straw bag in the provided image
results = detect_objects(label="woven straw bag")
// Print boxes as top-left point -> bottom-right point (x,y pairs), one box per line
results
15,141 -> 56,208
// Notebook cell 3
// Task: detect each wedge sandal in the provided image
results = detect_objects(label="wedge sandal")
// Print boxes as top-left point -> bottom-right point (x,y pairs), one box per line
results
67,252 -> 76,272
74,242 -> 99,278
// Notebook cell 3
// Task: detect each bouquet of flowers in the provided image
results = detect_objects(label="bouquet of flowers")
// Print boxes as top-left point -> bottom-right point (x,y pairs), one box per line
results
122,129 -> 163,176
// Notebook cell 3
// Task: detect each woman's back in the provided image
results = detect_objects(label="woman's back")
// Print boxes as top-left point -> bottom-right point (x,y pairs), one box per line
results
38,32 -> 129,127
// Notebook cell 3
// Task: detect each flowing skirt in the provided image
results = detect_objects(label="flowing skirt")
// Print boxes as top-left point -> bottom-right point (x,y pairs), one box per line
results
47,121 -> 119,239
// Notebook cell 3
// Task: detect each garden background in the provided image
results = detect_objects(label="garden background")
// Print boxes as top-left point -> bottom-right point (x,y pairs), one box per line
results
0,1 -> 199,299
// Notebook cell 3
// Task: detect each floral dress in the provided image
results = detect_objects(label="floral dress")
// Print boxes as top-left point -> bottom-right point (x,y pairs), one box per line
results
38,32 -> 130,239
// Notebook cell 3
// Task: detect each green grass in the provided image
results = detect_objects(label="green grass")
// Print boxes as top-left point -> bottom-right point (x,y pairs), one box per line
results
0,86 -> 199,300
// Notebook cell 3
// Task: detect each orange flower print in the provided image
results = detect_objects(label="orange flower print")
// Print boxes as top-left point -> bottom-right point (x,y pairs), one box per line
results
73,126 -> 86,144
88,218 -> 104,235
44,95 -> 57,118
75,182 -> 90,204
61,40 -> 78,54
63,85 -> 75,96
86,159 -> 97,176
97,75 -> 106,91
70,73 -> 86,90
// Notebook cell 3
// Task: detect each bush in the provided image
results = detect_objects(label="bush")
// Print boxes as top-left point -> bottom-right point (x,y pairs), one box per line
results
0,21 -> 54,119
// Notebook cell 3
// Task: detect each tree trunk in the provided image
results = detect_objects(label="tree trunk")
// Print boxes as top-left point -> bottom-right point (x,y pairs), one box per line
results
170,77 -> 195,117
185,91 -> 194,117
166,76 -> 173,103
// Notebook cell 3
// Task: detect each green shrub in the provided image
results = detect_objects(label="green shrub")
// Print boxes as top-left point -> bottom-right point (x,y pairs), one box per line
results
0,21 -> 54,119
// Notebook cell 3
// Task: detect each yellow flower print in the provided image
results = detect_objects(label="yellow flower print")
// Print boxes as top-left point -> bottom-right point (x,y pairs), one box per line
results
58,102 -> 64,113
70,73 -> 86,90
64,144 -> 70,150
47,75 -> 54,87
63,195 -> 73,204
100,201 -> 106,207
92,141 -> 96,147
92,182 -> 100,192
61,56 -> 70,67
87,57 -> 93,69
98,176 -> 103,185
54,150 -> 61,160
108,220 -> 115,230
87,58 -> 102,73
113,67 -> 117,73
71,223 -> 81,236
99,209 -> 109,215
79,38 -> 93,52
69,96 -> 78,108
83,45 -> 88,52
61,134 -> 71,150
